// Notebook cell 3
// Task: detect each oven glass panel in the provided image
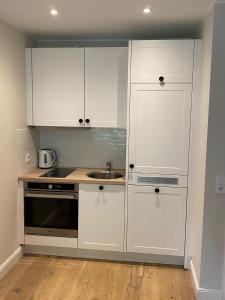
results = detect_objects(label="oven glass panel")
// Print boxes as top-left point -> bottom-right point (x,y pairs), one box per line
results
25,196 -> 78,230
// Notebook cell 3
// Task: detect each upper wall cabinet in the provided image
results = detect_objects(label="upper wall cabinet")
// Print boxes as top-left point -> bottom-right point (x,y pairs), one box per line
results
27,48 -> 85,127
85,47 -> 128,128
131,40 -> 194,84
26,47 -> 128,128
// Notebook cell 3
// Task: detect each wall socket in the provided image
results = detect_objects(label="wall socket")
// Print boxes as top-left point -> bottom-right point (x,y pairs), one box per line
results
25,153 -> 31,164
216,175 -> 225,194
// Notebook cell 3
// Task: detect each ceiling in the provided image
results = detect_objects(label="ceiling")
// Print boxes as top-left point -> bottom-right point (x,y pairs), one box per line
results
0,0 -> 214,39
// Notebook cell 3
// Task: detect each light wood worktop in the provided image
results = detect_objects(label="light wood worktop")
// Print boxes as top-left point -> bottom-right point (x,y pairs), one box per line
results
19,167 -> 126,185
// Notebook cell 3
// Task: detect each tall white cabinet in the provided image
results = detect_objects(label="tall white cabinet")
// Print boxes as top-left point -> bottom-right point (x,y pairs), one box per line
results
127,40 -> 195,258
128,84 -> 192,175
131,40 -> 194,83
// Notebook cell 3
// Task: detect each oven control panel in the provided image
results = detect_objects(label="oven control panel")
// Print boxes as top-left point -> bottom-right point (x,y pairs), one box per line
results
25,182 -> 78,192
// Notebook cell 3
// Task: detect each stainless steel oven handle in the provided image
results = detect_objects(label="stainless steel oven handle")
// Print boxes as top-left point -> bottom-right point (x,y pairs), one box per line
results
24,192 -> 76,200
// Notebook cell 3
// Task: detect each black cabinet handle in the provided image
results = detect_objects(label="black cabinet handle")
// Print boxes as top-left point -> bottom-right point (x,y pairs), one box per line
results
79,119 -> 83,124
85,119 -> 90,124
129,164 -> 134,169
99,186 -> 104,191
155,188 -> 160,193
159,76 -> 164,82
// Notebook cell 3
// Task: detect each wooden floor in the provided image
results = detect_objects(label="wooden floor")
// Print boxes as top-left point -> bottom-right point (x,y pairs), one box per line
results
0,255 -> 196,300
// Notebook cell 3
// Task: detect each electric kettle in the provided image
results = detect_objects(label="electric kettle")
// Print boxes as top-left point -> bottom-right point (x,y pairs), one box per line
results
38,149 -> 57,169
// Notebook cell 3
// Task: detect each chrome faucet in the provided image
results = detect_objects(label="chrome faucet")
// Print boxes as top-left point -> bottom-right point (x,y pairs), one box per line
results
106,161 -> 112,172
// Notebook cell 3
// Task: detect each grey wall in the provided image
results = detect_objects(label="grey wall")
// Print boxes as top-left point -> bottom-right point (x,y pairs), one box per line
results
40,128 -> 126,169
0,19 -> 27,265
191,1 -> 225,292
190,9 -> 214,283
199,2 -> 225,290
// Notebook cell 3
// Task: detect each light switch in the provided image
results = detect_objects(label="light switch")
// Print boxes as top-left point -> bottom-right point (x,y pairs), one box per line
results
216,175 -> 225,194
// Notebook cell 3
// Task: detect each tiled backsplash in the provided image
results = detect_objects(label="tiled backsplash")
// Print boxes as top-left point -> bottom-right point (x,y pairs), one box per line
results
40,128 -> 126,169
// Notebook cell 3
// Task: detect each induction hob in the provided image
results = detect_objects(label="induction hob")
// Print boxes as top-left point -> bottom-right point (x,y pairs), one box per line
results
40,167 -> 75,178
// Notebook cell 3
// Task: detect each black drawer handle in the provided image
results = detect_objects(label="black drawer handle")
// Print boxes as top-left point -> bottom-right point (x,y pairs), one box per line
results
129,164 -> 134,169
99,186 -> 104,191
79,119 -> 83,124
155,188 -> 160,193
159,76 -> 164,82
85,119 -> 90,124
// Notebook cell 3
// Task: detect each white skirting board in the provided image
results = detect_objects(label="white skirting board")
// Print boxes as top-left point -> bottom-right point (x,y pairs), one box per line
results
0,247 -> 22,280
190,260 -> 223,300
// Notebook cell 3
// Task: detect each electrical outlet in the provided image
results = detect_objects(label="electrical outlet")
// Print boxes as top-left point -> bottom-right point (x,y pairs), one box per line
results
25,153 -> 31,164
216,175 -> 225,194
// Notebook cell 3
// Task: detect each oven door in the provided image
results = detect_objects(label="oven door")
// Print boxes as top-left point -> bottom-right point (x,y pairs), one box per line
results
24,191 -> 78,238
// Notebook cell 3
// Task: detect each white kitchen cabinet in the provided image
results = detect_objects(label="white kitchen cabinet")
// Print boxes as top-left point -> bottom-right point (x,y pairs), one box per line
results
131,40 -> 194,84
128,84 -> 192,175
127,185 -> 187,256
85,47 -> 128,128
26,49 -> 33,126
28,48 -> 85,127
26,47 -> 128,128
131,40 -> 194,83
78,184 -> 125,251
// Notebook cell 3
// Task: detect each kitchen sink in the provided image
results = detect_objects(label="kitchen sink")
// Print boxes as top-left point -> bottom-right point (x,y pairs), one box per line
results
87,171 -> 123,180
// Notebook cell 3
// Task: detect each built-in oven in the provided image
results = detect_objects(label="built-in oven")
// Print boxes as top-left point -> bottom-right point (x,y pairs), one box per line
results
24,182 -> 78,238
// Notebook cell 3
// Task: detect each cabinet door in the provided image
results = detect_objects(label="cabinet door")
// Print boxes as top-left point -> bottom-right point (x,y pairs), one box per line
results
78,184 -> 125,251
85,47 -> 128,128
129,84 -> 192,175
127,185 -> 187,256
131,40 -> 194,83
32,48 -> 84,127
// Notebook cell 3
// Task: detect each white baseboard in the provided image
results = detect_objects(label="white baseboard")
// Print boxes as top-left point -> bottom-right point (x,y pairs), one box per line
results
0,247 -> 22,280
190,260 -> 223,300
197,290 -> 223,300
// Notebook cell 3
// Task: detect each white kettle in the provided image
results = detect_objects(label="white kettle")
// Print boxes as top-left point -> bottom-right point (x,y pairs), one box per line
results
38,149 -> 57,169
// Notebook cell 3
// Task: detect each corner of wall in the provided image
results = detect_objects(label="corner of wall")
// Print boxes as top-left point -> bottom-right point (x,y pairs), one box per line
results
190,260 -> 223,300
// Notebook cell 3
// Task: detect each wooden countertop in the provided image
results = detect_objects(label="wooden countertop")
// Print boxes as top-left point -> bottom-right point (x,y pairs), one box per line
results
19,168 -> 126,185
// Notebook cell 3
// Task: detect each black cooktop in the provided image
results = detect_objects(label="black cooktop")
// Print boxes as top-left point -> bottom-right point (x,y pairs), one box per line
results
40,168 -> 76,178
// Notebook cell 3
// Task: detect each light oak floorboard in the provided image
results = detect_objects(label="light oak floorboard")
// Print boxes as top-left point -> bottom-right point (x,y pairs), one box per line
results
0,255 -> 196,300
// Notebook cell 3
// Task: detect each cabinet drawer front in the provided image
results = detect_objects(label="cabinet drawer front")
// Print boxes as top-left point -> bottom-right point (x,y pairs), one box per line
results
128,84 -> 192,175
127,185 -> 187,256
78,184 -> 125,252
131,40 -> 194,83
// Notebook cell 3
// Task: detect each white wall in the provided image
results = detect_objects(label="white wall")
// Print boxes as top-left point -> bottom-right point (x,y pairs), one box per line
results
190,9 -> 214,283
40,128 -> 126,169
191,2 -> 225,295
0,19 -> 36,266
199,2 -> 225,290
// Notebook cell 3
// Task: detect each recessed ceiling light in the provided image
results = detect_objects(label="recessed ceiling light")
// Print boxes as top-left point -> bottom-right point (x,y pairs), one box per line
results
143,7 -> 151,15
50,8 -> 58,16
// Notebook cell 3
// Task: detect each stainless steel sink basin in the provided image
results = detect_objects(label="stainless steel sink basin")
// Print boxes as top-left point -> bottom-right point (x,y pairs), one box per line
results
87,171 -> 123,180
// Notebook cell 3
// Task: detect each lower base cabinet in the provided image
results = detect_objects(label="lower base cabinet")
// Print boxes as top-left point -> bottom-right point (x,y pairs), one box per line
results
78,184 -> 125,252
127,185 -> 187,256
